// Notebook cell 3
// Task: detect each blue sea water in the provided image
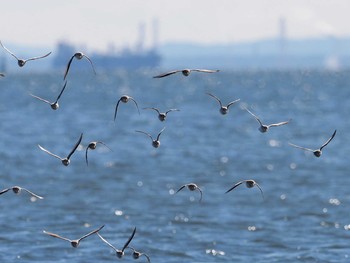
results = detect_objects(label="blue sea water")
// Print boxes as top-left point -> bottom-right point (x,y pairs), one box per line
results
0,69 -> 349,262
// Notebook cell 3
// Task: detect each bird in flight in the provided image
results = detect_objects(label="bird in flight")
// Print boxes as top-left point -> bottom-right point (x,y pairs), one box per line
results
98,227 -> 137,258
245,107 -> 290,133
63,52 -> 96,80
85,141 -> 112,166
38,133 -> 83,166
225,179 -> 264,200
288,130 -> 336,157
153,68 -> 219,78
0,40 -> 51,67
175,183 -> 203,202
135,127 -> 165,148
30,81 -> 68,110
206,92 -> 240,115
0,186 -> 43,199
143,107 -> 180,121
114,95 -> 140,121
43,225 -> 104,248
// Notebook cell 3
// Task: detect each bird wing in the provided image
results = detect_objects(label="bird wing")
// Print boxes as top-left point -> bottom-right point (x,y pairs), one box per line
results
129,97 -> 140,114
320,129 -> 337,150
206,92 -> 222,107
63,55 -> 75,80
67,133 -> 83,159
26,51 -> 52,61
97,232 -> 118,251
288,143 -> 314,152
192,69 -> 219,73
267,120 -> 290,128
245,108 -> 263,126
227,99 -> 241,108
135,130 -> 153,141
0,188 -> 11,195
85,146 -> 90,166
153,70 -> 180,78
55,80 -> 68,102
114,99 -> 122,121
144,107 -> 160,114
166,108 -> 180,114
197,187 -> 203,202
0,41 -> 19,60
225,181 -> 244,194
175,185 -> 186,194
43,230 -> 72,242
156,127 -> 166,141
29,94 -> 51,104
96,141 -> 112,152
122,227 -> 136,252
38,145 -> 63,160
79,225 -> 105,242
21,188 -> 44,199
254,183 -> 265,200
83,54 -> 96,75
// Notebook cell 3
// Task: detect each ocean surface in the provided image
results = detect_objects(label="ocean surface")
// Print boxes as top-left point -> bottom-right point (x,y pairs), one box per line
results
0,69 -> 349,263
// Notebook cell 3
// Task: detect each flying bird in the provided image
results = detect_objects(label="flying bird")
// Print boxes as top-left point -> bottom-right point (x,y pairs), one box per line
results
63,52 -> 96,80
0,73 -> 4,77
0,186 -> 43,199
135,127 -> 165,148
175,183 -> 203,202
97,227 -> 136,258
245,107 -> 290,133
153,68 -> 219,78
289,130 -> 336,157
114,95 -> 140,121
85,141 -> 112,166
0,40 -> 51,67
225,179 -> 264,200
30,81 -> 68,110
38,133 -> 83,166
128,247 -> 151,263
43,225 -> 104,248
206,92 -> 240,115
143,107 -> 180,121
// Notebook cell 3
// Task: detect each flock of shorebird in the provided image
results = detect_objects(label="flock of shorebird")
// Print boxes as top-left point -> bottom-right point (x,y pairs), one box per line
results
0,40 -> 337,261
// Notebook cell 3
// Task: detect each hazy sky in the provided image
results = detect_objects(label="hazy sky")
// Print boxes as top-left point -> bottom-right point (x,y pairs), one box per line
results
1,0 -> 349,52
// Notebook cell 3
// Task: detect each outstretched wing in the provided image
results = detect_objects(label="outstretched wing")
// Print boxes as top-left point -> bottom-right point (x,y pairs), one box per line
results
129,97 -> 140,114
29,94 -> 51,104
122,227 -> 136,252
156,127 -> 166,141
288,142 -> 314,152
26,51 -> 52,62
43,230 -> 72,242
153,70 -> 180,78
320,129 -> 336,151
267,119 -> 290,128
175,185 -> 186,194
225,181 -> 244,194
0,41 -> 19,60
38,145 -> 63,160
192,69 -> 219,73
144,107 -> 160,114
227,98 -> 241,108
83,54 -> 96,75
206,92 -> 222,107
114,99 -> 122,121
0,188 -> 11,195
67,133 -> 83,159
136,130 -> 153,141
21,187 -> 44,199
97,233 -> 118,251
245,108 -> 263,126
63,55 -> 75,80
55,80 -> 68,102
79,225 -> 105,242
